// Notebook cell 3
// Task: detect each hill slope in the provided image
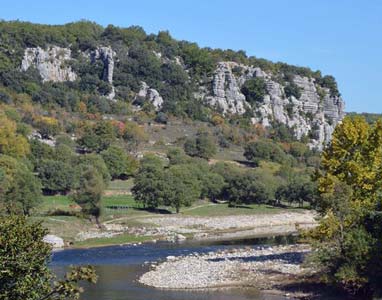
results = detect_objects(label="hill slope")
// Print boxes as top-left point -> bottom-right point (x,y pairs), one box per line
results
0,20 -> 344,148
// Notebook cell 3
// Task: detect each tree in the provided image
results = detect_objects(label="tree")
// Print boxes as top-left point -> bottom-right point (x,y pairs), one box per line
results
77,121 -> 115,153
284,82 -> 302,99
244,139 -> 287,164
309,116 -> 382,298
123,121 -> 148,151
224,170 -> 278,206
184,131 -> 217,160
0,216 -> 97,300
201,171 -> 225,201
37,160 -> 75,194
167,147 -> 191,165
71,167 -> 105,226
75,154 -> 111,186
101,145 -> 138,179
276,176 -> 317,207
132,155 -> 166,209
0,155 -> 41,215
162,165 -> 201,213
0,113 -> 30,158
241,77 -> 267,104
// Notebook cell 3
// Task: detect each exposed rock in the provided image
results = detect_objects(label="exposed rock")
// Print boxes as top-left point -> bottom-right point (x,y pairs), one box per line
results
139,244 -> 312,289
91,46 -> 116,100
43,234 -> 64,248
29,130 -> 55,146
91,46 -> 115,84
136,81 -> 164,110
21,46 -> 77,82
204,62 -> 345,149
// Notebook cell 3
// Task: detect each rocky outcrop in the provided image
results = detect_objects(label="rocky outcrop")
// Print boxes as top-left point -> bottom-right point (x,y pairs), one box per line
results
91,46 -> 115,84
90,46 -> 116,100
204,62 -> 345,148
43,234 -> 64,248
136,81 -> 164,110
21,46 -> 77,82
20,44 -> 344,148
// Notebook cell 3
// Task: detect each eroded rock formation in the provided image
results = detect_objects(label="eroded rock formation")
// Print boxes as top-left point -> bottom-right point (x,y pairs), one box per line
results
21,46 -> 77,82
204,62 -> 344,148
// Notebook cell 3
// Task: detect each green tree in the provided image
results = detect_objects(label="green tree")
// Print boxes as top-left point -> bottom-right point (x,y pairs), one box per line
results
0,155 -> 41,215
71,167 -> 105,226
284,82 -> 302,99
132,155 -> 165,209
244,139 -> 287,164
225,170 -> 278,206
184,132 -> 217,160
241,77 -> 267,104
0,215 -> 97,300
101,145 -> 138,179
167,147 -> 191,165
37,160 -> 75,195
162,165 -> 201,213
75,154 -> 111,186
77,121 -> 115,153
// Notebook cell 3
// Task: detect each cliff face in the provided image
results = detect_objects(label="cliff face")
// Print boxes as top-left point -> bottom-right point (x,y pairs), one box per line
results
19,46 -> 344,149
202,62 -> 344,149
21,46 -> 77,82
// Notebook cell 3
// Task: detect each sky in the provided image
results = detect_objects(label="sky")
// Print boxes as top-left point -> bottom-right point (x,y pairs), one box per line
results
1,0 -> 381,113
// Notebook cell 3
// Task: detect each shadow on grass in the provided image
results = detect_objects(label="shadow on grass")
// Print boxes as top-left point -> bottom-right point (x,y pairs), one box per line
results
133,207 -> 173,214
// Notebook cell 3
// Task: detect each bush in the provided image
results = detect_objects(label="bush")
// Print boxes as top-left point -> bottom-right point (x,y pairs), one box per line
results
184,131 -> 217,160
244,139 -> 287,164
241,77 -> 267,104
37,159 -> 76,194
284,82 -> 302,99
101,145 -> 138,179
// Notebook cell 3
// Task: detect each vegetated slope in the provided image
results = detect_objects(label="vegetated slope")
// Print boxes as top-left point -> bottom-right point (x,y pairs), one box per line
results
0,20 -> 344,149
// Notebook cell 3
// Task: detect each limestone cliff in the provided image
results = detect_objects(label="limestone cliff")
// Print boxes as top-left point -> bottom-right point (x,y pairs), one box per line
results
203,62 -> 344,149
21,46 -> 77,82
20,46 -> 344,148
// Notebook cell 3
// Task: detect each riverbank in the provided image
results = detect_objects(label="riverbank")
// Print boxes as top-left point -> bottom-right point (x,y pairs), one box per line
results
66,210 -> 317,249
139,244 -> 314,298
37,194 -> 317,249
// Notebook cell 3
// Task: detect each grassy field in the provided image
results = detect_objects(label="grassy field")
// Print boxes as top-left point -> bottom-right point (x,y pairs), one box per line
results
36,180 -> 308,247
181,202 -> 303,216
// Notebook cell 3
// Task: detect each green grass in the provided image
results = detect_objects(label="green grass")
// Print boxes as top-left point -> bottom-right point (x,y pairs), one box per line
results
107,179 -> 134,191
73,232 -> 153,248
30,215 -> 93,242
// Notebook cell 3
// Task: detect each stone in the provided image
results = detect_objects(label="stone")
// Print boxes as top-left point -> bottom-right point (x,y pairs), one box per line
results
204,61 -> 345,149
91,46 -> 115,84
136,81 -> 164,110
43,234 -> 64,248
21,46 -> 77,82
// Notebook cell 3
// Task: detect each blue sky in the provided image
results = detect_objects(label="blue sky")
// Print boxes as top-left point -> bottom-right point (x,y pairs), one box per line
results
2,0 -> 381,112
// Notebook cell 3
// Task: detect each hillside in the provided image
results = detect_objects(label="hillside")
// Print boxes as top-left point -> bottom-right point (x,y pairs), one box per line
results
0,20 -> 344,149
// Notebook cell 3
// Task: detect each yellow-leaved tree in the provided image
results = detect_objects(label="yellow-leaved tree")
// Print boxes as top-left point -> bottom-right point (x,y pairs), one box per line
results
0,113 -> 30,158
309,116 -> 382,298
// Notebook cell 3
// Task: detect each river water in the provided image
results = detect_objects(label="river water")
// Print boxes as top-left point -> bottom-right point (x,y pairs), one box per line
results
51,236 -> 297,300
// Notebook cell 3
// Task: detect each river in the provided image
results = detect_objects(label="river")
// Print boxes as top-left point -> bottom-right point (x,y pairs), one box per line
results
51,236 -> 299,300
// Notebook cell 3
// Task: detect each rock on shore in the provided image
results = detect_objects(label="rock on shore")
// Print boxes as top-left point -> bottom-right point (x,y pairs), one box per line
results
139,244 -> 311,290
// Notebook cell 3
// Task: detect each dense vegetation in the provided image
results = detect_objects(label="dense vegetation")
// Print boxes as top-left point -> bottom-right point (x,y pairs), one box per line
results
0,216 -> 97,299
308,116 -> 382,298
0,20 -> 340,122
1,19 -> 379,300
